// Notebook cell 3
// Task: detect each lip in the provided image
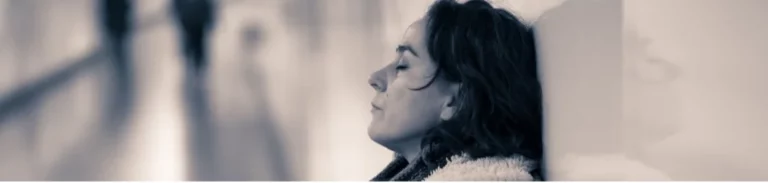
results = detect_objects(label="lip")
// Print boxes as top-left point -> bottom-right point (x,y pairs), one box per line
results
371,103 -> 383,111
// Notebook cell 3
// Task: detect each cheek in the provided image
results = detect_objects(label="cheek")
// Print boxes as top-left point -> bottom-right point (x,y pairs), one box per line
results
382,79 -> 442,132
385,79 -> 409,105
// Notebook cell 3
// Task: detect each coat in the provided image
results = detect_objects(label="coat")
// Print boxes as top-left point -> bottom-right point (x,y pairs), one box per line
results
372,152 -> 541,181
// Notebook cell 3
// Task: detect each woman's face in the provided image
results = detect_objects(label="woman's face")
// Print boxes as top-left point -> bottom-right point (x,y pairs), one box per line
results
368,19 -> 458,150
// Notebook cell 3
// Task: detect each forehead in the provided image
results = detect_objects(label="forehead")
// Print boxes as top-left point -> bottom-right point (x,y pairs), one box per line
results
401,19 -> 428,51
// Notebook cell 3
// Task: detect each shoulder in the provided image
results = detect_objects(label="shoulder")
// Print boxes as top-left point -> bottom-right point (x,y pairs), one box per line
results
425,154 -> 538,181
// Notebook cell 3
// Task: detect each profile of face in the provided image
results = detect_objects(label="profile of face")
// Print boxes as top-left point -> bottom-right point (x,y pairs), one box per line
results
368,19 -> 460,151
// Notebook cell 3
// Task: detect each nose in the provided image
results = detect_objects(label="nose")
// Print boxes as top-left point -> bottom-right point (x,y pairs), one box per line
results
369,66 -> 389,92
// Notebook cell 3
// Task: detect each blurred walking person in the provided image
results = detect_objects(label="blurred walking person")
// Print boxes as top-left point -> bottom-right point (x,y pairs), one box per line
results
171,0 -> 219,180
100,0 -> 132,63
172,0 -> 217,75
98,0 -> 135,132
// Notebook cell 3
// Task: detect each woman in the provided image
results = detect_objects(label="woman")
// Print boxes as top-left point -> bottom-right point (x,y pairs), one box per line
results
367,0 -> 543,181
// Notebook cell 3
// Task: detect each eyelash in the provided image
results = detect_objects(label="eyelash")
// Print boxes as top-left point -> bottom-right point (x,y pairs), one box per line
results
395,58 -> 408,71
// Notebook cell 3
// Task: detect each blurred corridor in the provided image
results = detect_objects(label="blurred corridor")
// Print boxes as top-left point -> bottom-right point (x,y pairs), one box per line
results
2,0 -> 766,181
2,0 -> 538,180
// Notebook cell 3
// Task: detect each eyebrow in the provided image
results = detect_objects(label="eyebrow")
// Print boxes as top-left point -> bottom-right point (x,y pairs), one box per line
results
396,44 -> 419,57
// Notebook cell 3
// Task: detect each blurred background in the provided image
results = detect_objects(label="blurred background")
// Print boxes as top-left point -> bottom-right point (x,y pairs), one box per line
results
1,0 -> 766,181
0,0 -> 562,181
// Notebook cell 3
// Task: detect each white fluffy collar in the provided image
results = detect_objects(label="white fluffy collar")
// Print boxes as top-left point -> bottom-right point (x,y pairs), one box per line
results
425,154 -> 538,181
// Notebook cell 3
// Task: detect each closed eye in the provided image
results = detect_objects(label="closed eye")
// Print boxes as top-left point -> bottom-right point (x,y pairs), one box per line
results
395,58 -> 409,72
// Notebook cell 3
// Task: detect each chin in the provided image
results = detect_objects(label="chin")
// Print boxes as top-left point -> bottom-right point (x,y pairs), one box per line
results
368,126 -> 424,153
368,124 -> 398,148
367,123 -> 388,144
369,135 -> 401,153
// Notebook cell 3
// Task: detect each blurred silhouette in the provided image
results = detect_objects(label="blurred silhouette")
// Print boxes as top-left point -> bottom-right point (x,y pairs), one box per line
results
100,0 -> 132,63
230,25 -> 289,180
98,0 -> 135,134
182,67 -> 217,180
172,0 -> 219,180
172,0 -> 217,74
40,0 -> 139,180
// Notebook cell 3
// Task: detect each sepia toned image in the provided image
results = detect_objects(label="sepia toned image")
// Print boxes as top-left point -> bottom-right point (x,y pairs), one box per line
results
0,0 -> 766,181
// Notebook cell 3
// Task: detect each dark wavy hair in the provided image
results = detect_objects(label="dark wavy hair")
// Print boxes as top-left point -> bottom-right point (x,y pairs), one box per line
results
416,0 -> 543,177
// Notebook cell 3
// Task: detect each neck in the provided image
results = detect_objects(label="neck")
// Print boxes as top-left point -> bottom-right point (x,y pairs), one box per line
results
393,137 -> 423,164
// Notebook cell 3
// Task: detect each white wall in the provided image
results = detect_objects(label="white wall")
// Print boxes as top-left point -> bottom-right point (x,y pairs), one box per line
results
539,0 -> 768,180
624,0 -> 768,180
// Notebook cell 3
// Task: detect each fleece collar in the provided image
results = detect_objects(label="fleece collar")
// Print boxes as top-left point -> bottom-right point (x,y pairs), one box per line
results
425,154 -> 538,181
372,153 -> 538,181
